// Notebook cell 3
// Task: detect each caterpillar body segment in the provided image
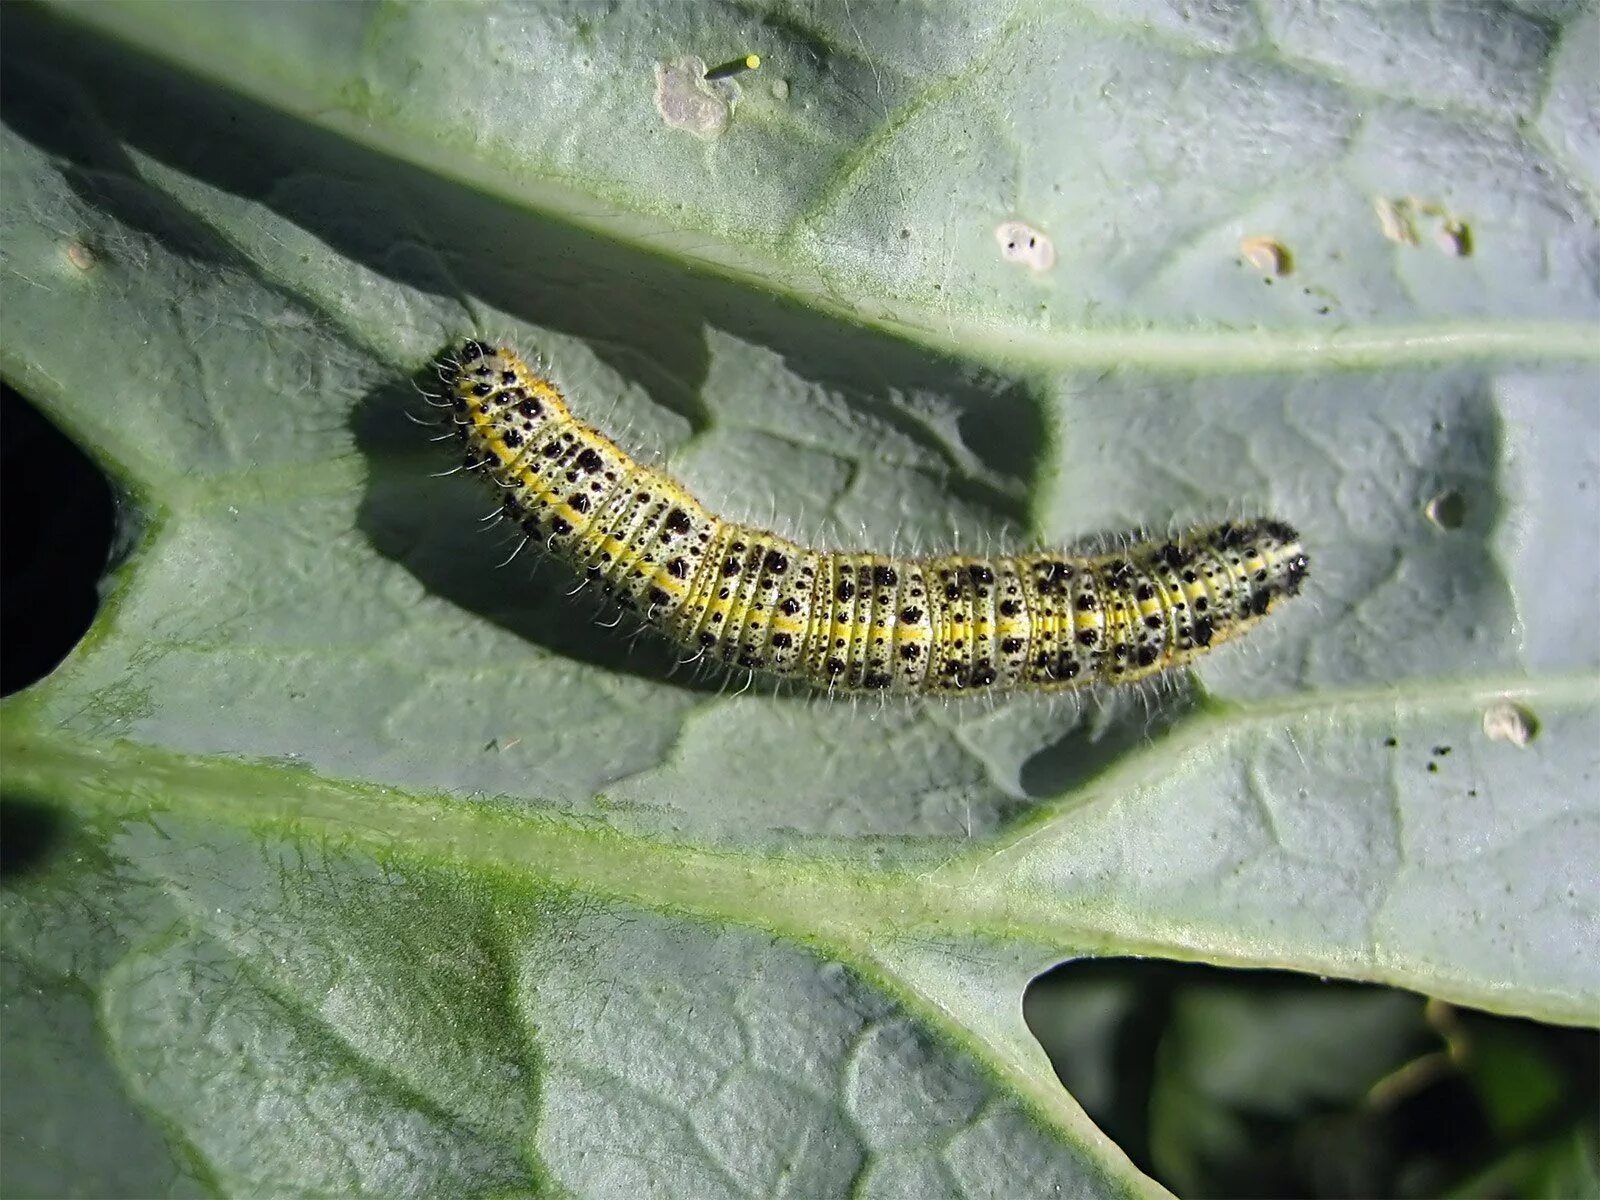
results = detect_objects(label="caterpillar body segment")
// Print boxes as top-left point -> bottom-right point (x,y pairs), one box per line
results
441,341 -> 1309,695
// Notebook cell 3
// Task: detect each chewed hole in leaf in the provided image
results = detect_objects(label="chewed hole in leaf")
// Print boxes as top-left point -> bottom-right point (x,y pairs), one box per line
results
1026,958 -> 1600,1199
0,793 -> 70,881
1424,488 -> 1467,530
1,385 -> 117,696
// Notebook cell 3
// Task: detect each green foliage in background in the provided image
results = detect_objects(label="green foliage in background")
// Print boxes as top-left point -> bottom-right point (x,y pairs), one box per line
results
1028,962 -> 1599,1197
2,3 -> 1596,1196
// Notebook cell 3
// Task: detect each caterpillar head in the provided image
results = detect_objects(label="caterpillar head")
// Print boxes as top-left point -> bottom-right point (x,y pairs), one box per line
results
1221,519 -> 1309,623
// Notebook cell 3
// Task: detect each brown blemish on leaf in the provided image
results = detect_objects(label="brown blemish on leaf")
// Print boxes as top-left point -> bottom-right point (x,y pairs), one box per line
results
654,56 -> 732,139
994,220 -> 1055,271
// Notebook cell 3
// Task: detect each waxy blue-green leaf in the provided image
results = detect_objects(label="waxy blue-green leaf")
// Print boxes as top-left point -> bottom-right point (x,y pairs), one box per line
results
3,2 -> 1596,1195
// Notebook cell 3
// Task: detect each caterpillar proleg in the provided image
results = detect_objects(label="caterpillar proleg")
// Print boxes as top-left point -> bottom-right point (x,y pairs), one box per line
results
438,341 -> 1308,695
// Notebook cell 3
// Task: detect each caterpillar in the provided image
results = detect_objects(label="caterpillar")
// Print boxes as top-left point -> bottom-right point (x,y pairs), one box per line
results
436,340 -> 1308,695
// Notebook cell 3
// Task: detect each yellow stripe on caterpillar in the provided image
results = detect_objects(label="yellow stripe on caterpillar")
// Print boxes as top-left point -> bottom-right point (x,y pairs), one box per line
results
440,340 -> 1309,695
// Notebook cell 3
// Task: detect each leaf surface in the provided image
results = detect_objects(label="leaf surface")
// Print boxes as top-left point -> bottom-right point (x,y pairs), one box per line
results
2,3 -> 1596,1195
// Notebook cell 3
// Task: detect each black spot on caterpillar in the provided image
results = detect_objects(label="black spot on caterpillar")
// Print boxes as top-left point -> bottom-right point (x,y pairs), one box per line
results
436,341 -> 1309,695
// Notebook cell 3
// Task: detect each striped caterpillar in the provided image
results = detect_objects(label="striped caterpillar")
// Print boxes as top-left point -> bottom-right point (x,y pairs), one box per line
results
437,340 -> 1308,695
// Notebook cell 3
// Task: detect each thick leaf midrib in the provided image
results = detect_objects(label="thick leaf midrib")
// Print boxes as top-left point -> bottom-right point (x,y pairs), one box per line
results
9,728 -> 992,957
4,695 -> 1590,1026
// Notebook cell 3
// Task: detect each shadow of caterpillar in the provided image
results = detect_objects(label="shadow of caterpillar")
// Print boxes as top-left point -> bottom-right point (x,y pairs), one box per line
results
436,340 -> 1308,695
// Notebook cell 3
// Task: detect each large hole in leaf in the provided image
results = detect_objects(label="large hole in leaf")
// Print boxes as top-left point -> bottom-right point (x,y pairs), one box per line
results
1,385 -> 117,696
0,793 -> 69,882
1025,959 -> 1600,1199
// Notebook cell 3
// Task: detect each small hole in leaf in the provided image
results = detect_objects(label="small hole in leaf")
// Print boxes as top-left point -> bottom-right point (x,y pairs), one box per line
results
1425,489 -> 1466,530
